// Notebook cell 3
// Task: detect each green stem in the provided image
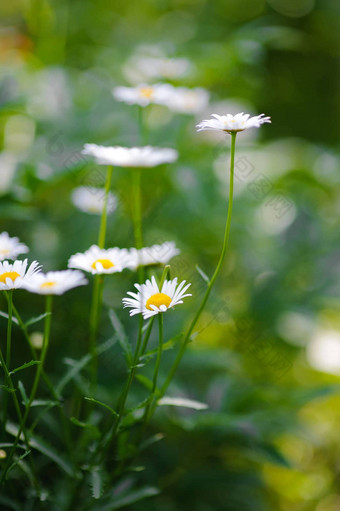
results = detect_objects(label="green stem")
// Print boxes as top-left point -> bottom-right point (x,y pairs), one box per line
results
89,275 -> 104,389
98,165 -> 113,249
142,314 -> 163,427
0,295 -> 53,486
2,290 -> 13,439
159,132 -> 237,399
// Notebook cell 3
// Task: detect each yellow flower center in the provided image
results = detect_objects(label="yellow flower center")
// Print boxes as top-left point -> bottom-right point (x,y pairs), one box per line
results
139,87 -> 154,99
0,271 -> 20,284
40,281 -> 56,289
146,292 -> 171,311
0,249 -> 10,255
91,259 -> 114,270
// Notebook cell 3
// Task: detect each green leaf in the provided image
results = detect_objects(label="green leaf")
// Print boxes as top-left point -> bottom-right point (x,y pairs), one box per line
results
9,360 -> 40,376
0,312 -> 19,325
57,337 -> 117,394
6,423 -> 78,477
196,264 -> 210,283
158,396 -> 208,410
84,397 -> 117,416
17,381 -> 28,405
140,336 -> 178,361
7,449 -> 31,476
97,486 -> 160,510
30,399 -> 60,408
136,374 -> 153,391
108,309 -> 132,365
90,467 -> 105,499
139,433 -> 165,452
70,417 -> 100,437
25,312 -> 51,327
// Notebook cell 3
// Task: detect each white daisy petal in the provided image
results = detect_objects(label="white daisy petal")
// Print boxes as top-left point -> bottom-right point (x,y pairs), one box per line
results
197,112 -> 271,134
82,144 -> 178,168
0,232 -> 29,261
0,259 -> 42,290
68,245 -> 132,275
123,275 -> 192,320
22,270 -> 88,295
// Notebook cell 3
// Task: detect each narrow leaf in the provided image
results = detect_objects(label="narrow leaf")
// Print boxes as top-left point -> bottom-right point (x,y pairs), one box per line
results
0,312 -> 19,325
9,360 -> 40,376
18,381 -> 28,405
57,337 -> 117,394
108,309 -> 132,365
136,374 -> 153,391
90,467 -> 105,499
196,264 -> 210,283
84,397 -> 117,416
158,396 -> 208,410
25,312 -> 51,327
7,449 -> 31,476
30,399 -> 60,408
0,385 -> 16,394
97,486 -> 160,511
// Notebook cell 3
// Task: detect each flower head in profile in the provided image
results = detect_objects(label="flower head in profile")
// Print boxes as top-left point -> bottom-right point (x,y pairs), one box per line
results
112,83 -> 173,107
129,242 -> 180,270
82,145 -> 178,168
197,112 -> 271,134
0,259 -> 41,291
68,245 -> 132,275
123,276 -> 191,320
71,187 -> 117,215
22,270 -> 88,295
0,232 -> 29,261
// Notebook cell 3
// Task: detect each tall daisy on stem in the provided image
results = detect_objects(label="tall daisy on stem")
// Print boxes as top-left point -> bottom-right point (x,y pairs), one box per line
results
157,112 -> 271,402
0,270 -> 87,485
0,259 -> 41,439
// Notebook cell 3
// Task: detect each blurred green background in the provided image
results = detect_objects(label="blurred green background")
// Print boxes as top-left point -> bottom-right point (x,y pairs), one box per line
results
1,0 -> 340,510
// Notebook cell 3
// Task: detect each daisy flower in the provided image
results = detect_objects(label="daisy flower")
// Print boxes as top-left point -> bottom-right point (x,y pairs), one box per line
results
0,232 -> 29,261
21,270 -> 88,295
112,83 -> 173,107
165,87 -> 209,114
68,245 -> 132,275
129,241 -> 180,270
82,145 -> 178,168
71,187 -> 117,215
0,259 -> 41,291
123,276 -> 192,320
197,112 -> 271,134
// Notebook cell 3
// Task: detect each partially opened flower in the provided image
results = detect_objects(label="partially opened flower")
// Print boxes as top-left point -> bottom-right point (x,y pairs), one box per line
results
82,145 -> 178,168
112,83 -> 173,107
165,87 -> 209,114
22,270 -> 88,295
0,232 -> 29,261
71,187 -> 117,215
123,276 -> 191,320
197,112 -> 271,134
68,245 -> 132,275
0,259 -> 41,290
129,241 -> 180,270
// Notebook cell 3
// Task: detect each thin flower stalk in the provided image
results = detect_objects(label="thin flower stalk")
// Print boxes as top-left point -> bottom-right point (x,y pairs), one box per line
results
89,165 -> 113,388
1,290 -> 13,440
0,295 -> 53,485
158,132 -> 237,402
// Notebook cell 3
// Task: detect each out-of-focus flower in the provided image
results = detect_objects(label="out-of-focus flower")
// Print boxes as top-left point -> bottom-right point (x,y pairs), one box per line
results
112,83 -> 173,107
0,232 -> 29,261
68,245 -> 132,275
129,241 -> 180,269
197,112 -> 271,134
126,56 -> 191,82
165,87 -> 209,114
82,144 -> 178,168
22,270 -> 88,295
307,329 -> 340,375
123,276 -> 191,320
71,187 -> 117,215
0,260 -> 41,290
